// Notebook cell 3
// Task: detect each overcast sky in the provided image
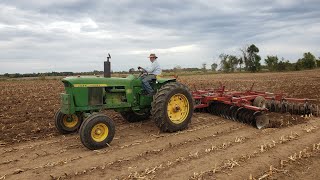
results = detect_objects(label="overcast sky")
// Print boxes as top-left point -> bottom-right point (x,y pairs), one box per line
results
0,0 -> 319,74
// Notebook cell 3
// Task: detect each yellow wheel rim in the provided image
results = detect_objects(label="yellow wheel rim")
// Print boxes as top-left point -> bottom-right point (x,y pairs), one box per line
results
91,123 -> 109,142
62,114 -> 79,128
167,93 -> 190,124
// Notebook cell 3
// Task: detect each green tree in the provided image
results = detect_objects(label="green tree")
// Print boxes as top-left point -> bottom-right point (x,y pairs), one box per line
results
277,60 -> 287,71
293,60 -> 303,71
247,44 -> 261,72
265,56 -> 278,71
219,54 -> 231,72
297,52 -> 316,69
228,55 -> 239,72
240,44 -> 261,72
219,54 -> 239,72
211,63 -> 218,71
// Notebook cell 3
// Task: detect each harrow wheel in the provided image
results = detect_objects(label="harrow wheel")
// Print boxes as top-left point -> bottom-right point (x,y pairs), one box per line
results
79,114 -> 115,150
120,110 -> 150,123
151,82 -> 194,132
253,96 -> 266,108
54,109 -> 83,134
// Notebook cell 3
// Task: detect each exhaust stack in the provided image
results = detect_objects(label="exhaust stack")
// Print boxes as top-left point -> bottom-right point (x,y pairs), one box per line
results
104,53 -> 111,78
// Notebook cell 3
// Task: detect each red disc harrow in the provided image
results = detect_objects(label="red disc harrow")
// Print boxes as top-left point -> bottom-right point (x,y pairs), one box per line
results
192,83 -> 319,129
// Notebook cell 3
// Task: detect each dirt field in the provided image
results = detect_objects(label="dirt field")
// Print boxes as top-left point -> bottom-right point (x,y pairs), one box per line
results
1,69 -> 320,180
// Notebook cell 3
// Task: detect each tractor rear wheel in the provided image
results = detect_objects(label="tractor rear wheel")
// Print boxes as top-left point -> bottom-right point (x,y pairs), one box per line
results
120,110 -> 150,122
54,109 -> 83,134
79,114 -> 115,150
151,82 -> 194,132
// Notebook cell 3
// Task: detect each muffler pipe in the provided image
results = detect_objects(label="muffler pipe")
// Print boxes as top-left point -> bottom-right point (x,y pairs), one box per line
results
104,53 -> 111,78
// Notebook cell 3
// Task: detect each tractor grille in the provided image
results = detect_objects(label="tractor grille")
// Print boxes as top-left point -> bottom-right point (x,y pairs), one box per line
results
88,87 -> 103,105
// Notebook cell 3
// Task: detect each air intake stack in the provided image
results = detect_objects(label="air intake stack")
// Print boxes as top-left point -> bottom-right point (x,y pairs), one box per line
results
104,53 -> 111,78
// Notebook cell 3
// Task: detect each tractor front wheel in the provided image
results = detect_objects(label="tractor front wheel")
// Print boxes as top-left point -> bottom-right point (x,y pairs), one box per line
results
151,82 -> 194,132
79,114 -> 115,150
54,109 -> 83,134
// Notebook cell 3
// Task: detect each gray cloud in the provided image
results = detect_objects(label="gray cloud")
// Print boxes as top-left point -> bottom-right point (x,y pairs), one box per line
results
0,0 -> 319,73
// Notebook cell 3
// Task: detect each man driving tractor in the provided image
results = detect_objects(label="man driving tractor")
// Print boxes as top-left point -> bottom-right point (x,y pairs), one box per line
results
138,53 -> 162,96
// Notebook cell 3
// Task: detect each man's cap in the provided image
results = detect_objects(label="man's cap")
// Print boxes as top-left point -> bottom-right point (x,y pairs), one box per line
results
148,53 -> 158,58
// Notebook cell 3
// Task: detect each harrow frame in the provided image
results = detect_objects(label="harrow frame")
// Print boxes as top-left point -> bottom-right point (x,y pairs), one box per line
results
192,83 -> 319,129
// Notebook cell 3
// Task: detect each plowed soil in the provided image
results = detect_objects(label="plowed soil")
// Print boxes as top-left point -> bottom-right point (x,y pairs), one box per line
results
1,69 -> 320,180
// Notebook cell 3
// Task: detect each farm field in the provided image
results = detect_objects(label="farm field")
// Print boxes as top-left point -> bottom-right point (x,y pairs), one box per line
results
1,69 -> 320,180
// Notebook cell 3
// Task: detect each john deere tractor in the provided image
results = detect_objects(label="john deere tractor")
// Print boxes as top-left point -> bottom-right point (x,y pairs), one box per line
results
55,54 -> 193,150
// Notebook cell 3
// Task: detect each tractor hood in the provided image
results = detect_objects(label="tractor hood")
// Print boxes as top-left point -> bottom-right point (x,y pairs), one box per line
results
62,74 -> 176,88
62,75 -> 136,87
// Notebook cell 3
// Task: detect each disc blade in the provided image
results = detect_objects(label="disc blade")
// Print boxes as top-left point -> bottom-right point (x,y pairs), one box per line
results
255,115 -> 269,129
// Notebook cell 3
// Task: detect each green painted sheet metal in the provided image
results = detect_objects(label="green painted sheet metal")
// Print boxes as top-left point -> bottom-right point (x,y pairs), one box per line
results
60,74 -> 176,115
62,75 -> 136,87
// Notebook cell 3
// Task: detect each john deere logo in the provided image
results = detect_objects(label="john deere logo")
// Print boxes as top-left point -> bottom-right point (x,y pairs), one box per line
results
73,84 -> 107,87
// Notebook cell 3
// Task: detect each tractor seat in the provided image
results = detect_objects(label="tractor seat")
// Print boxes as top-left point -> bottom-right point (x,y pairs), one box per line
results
150,75 -> 161,83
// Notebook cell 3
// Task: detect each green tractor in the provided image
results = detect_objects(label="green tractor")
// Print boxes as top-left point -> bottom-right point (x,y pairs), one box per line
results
54,55 -> 193,150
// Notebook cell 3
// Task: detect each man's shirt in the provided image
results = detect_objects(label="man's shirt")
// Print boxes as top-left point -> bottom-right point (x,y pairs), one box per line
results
145,60 -> 162,75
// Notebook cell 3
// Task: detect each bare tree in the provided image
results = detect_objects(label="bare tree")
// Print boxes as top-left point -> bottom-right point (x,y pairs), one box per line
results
240,46 -> 249,71
202,63 -> 207,72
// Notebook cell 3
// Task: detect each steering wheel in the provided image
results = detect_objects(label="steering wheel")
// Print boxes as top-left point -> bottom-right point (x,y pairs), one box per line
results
138,67 -> 148,77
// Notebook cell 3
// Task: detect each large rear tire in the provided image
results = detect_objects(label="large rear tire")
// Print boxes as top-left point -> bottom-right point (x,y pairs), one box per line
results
120,110 -> 150,122
79,114 -> 115,150
151,82 -> 194,132
54,109 -> 83,134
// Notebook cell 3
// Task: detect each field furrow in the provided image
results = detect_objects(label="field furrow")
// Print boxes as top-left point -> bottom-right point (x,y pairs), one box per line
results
1,70 -> 320,180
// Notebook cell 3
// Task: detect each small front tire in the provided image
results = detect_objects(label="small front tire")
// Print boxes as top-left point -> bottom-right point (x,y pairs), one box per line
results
79,114 -> 115,150
54,109 -> 83,134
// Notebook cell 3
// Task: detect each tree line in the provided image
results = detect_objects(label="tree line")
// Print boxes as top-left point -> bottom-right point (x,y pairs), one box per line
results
1,72 -> 75,78
1,44 -> 319,78
213,44 -> 320,72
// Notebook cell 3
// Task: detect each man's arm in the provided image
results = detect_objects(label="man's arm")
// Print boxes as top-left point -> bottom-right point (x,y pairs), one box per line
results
137,65 -> 153,73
